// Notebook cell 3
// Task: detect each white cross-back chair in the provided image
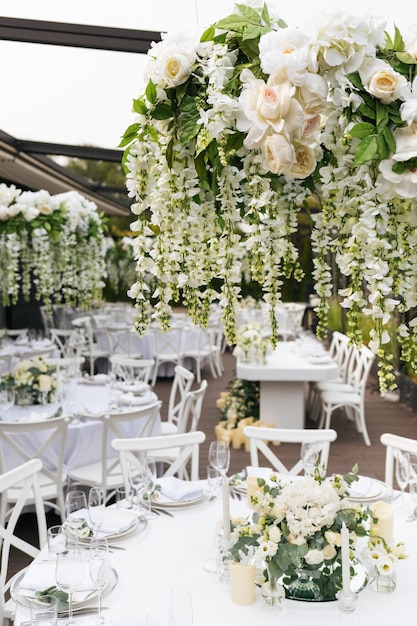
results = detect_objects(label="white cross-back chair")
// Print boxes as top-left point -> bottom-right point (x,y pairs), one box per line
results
0,459 -> 48,624
181,326 -> 219,383
112,430 -> 206,485
380,433 -> 417,488
317,344 -> 375,446
68,400 -> 162,501
151,326 -> 184,385
50,328 -> 86,359
110,355 -> 155,386
0,416 -> 70,524
160,365 -> 195,435
46,356 -> 85,380
161,379 -> 207,436
71,316 -> 109,376
0,354 -> 12,376
243,426 -> 337,475
103,324 -> 142,359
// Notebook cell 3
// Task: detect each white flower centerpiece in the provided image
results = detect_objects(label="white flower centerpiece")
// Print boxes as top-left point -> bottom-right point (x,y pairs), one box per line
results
1,356 -> 57,405
0,185 -> 106,310
229,467 -> 407,602
121,2 -> 417,392
232,322 -> 269,363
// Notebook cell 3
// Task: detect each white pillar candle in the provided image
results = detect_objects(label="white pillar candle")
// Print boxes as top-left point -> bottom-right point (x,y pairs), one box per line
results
341,522 -> 350,596
370,501 -> 394,543
222,476 -> 231,543
230,561 -> 256,605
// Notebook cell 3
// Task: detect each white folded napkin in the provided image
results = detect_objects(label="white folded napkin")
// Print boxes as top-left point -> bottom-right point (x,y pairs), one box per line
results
81,404 -> 105,416
19,560 -> 93,600
19,410 -> 49,423
348,476 -> 374,498
75,508 -> 136,536
116,381 -> 149,394
118,392 -> 151,406
246,466 -> 274,480
157,476 -> 204,502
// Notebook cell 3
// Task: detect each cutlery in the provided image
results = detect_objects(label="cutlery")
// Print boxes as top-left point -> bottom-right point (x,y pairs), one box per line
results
151,506 -> 174,518
20,607 -> 109,625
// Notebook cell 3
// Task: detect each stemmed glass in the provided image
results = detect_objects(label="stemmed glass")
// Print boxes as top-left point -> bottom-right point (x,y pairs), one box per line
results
128,456 -> 145,515
88,487 -> 105,537
0,386 -> 15,419
301,441 -> 320,475
55,548 -> 86,626
65,490 -> 87,548
208,441 -> 230,478
395,451 -> 411,512
88,538 -> 111,625
141,457 -> 157,520
169,586 -> 193,626
128,455 -> 157,519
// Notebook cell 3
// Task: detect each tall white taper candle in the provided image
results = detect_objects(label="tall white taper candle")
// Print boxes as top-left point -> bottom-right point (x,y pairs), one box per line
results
341,522 -> 350,596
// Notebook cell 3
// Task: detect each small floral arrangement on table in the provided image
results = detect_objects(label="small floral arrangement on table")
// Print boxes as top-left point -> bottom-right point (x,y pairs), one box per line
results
0,356 -> 57,405
229,466 -> 407,601
215,377 -> 261,447
232,323 -> 269,364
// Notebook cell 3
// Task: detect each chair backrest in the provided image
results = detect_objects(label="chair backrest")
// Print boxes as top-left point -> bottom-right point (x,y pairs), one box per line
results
6,328 -> 28,341
380,433 -> 417,488
0,354 -> 12,376
46,356 -> 85,380
110,355 -> 154,385
104,324 -> 138,357
15,345 -> 56,361
111,430 -> 206,484
177,380 -> 208,433
328,331 -> 353,382
99,400 -> 162,494
166,365 -> 195,426
346,344 -> 375,395
50,328 -> 86,358
0,459 -> 47,601
0,417 -> 70,520
152,326 -> 183,358
243,426 -> 337,475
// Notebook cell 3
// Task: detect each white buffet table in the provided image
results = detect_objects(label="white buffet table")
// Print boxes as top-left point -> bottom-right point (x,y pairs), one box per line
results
236,340 -> 339,428
12,485 -> 417,626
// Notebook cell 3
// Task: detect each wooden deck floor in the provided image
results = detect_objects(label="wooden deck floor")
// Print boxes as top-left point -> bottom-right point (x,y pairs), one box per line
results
8,348 -> 417,578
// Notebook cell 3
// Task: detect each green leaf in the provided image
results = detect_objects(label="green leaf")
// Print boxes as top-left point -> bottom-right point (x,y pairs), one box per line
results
392,156 -> 417,174
396,51 -> 417,65
350,122 -> 375,139
236,3 -> 263,21
346,72 -> 363,90
242,25 -> 263,41
200,25 -> 215,42
117,123 -> 140,148
145,79 -> 157,105
381,126 -> 396,154
376,101 -> 389,127
151,102 -> 173,120
354,135 -> 378,165
261,3 -> 271,26
376,130 -> 390,161
178,97 -> 201,145
357,103 -> 376,121
215,15 -> 250,31
133,99 -> 147,115
393,25 -> 405,51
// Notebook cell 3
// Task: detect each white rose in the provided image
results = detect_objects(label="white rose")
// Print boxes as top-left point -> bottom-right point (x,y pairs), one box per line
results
322,544 -> 337,560
392,124 -> 417,161
324,530 -> 341,547
285,142 -> 317,180
297,73 -> 328,114
159,48 -> 195,87
304,549 -> 324,565
262,133 -> 296,175
259,28 -> 314,82
358,57 -> 408,104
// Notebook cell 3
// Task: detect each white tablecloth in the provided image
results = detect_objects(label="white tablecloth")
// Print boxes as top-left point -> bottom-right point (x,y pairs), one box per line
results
13,486 -> 416,626
2,381 -> 161,473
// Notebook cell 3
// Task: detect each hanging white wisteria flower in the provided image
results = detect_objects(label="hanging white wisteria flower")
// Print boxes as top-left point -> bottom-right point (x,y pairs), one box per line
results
121,2 -> 417,392
0,186 -> 106,310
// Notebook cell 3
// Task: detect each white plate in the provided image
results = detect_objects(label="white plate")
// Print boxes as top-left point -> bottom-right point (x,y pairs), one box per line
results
118,392 -> 153,406
150,493 -> 207,509
81,374 -> 110,386
67,509 -> 141,542
115,381 -> 149,393
10,566 -> 118,612
307,355 -> 334,365
347,477 -> 387,502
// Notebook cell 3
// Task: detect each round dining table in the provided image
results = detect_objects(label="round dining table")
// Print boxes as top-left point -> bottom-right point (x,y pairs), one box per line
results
11,480 -> 416,626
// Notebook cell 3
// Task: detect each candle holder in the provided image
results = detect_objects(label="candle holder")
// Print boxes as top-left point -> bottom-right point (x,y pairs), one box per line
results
336,590 -> 358,613
219,538 -> 232,584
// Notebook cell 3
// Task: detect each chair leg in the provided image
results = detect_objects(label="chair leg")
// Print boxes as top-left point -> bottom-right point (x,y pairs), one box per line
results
353,406 -> 371,446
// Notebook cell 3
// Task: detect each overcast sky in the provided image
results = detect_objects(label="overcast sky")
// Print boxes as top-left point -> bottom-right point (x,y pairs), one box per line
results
0,0 -> 412,150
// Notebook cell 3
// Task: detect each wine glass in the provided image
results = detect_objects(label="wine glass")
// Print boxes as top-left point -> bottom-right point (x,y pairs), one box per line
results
145,608 -> 175,626
208,441 -> 230,477
301,441 -> 320,476
395,451 -> 411,512
88,539 -> 110,625
0,386 -> 15,418
65,490 -> 87,548
138,457 -> 157,520
88,487 -> 105,537
127,456 -> 146,515
55,548 -> 86,626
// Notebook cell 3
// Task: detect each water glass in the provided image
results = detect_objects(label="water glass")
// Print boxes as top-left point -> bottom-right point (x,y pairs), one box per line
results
88,487 -> 105,537
169,586 -> 193,626
301,441 -> 320,475
208,441 -> 230,477
30,595 -> 58,626
145,608 -> 175,626
116,486 -> 133,510
206,465 -> 221,498
47,525 -> 67,557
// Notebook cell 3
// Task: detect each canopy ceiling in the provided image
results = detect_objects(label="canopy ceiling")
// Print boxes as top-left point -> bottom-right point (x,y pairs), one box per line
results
0,16 -> 162,215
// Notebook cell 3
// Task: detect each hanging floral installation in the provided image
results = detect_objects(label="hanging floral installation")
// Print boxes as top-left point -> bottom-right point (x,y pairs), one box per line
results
0,185 -> 106,310
120,2 -> 417,391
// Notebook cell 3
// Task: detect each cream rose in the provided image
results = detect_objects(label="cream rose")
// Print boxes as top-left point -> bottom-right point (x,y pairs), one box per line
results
262,133 -> 296,175
285,142 -> 317,179
304,548 -> 324,565
358,57 -> 408,104
159,49 -> 195,87
38,203 -> 54,216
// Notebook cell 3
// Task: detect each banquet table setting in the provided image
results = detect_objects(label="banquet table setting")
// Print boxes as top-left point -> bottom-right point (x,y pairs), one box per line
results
10,461 -> 417,626
1,376 -> 161,474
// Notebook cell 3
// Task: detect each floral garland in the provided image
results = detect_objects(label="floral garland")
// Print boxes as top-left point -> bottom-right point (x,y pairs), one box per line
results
121,2 -> 417,391
0,185 -> 106,310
